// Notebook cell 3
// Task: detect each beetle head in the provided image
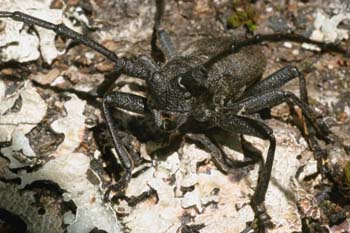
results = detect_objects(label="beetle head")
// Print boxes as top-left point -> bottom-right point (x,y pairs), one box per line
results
146,66 -> 207,132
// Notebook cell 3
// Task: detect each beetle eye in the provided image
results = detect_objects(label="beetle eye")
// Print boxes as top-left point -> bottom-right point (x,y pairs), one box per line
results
177,77 -> 192,99
177,76 -> 187,90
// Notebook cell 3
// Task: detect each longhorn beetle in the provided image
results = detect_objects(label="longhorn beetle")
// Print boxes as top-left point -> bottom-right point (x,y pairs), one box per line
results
0,1 -> 348,232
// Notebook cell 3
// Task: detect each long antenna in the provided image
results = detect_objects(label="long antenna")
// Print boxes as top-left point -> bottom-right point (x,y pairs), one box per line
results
0,11 -> 120,64
203,33 -> 349,69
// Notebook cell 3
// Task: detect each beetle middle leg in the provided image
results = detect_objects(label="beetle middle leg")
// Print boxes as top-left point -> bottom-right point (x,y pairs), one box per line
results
185,133 -> 262,174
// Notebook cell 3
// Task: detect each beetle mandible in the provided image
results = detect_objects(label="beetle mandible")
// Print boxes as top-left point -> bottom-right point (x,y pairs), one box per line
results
0,0 -> 348,232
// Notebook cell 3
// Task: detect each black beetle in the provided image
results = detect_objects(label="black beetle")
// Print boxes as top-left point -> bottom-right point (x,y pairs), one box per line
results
0,1 -> 348,232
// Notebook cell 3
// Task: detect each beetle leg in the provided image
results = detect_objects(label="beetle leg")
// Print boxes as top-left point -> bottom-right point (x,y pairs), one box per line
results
241,65 -> 308,103
224,90 -> 331,175
186,133 -> 237,173
237,65 -> 308,125
185,133 -> 261,173
102,91 -> 147,201
178,223 -> 206,233
152,0 -> 176,61
224,90 -> 331,140
235,63 -> 333,175
212,114 -> 276,232
237,65 -> 311,141
239,65 -> 328,174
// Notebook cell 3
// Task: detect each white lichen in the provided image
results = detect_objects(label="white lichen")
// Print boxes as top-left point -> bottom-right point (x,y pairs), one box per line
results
0,85 -> 121,233
0,80 -> 47,168
311,10 -> 350,43
303,8 -> 350,50
18,94 -> 121,233
121,119 -> 307,233
0,0 -> 82,64
0,182 -> 64,233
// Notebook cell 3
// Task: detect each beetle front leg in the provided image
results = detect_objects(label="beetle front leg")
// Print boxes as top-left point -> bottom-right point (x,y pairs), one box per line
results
102,92 -> 147,201
237,66 -> 329,174
212,114 -> 276,233
235,61 -> 336,174
226,90 -> 334,176
225,90 -> 331,141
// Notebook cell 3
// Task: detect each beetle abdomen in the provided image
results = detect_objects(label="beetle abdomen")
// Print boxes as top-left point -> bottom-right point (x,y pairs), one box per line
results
182,37 -> 267,106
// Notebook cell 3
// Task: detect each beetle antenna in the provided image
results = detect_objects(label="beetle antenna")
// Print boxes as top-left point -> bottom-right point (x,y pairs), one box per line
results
203,33 -> 349,69
0,11 -> 120,64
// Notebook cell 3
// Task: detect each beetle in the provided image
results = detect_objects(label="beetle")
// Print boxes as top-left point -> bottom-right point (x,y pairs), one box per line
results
0,1 -> 348,232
